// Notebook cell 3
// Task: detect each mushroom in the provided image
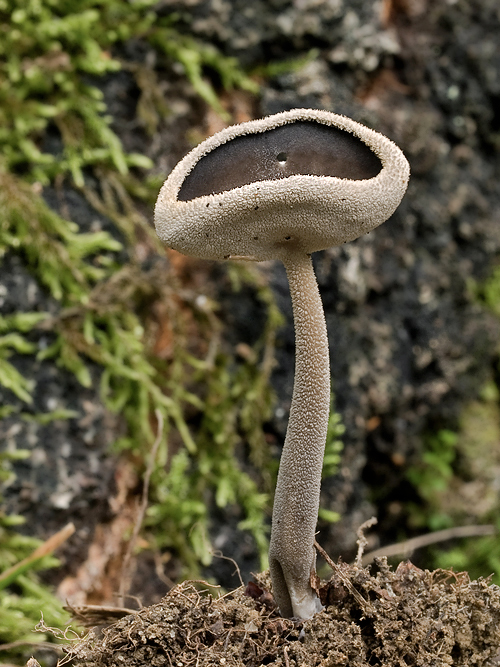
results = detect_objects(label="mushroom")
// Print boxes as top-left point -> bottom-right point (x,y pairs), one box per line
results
154,108 -> 410,619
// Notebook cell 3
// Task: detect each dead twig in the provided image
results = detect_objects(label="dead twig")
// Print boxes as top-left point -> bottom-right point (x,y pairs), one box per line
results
0,641 -> 63,653
211,550 -> 244,588
314,540 -> 368,610
118,409 -> 164,605
355,516 -> 378,567
153,549 -> 176,589
0,523 -> 75,590
63,603 -> 138,627
362,524 -> 496,565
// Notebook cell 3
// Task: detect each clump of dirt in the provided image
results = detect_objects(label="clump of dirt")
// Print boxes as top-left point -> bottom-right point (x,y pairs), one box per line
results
65,561 -> 500,666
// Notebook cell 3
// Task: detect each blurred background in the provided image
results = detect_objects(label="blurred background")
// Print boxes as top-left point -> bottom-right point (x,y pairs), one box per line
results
1,0 -> 500,663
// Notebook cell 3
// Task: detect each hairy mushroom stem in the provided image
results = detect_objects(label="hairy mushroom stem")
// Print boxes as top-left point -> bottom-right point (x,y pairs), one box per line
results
269,250 -> 330,620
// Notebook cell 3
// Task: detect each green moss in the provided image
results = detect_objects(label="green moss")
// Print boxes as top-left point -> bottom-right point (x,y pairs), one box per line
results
144,265 -> 284,572
404,385 -> 500,582
317,402 -> 345,525
0,2 -> 268,663
0,2 -> 347,661
420,267 -> 500,581
0,171 -> 122,302
0,453 -> 69,662
0,0 -> 258,183
322,401 -> 345,481
149,28 -> 258,122
432,528 -> 500,586
404,253 -> 500,573
0,180 -> 282,575
430,392 -> 500,584
406,428 -> 459,531
0,571 -> 69,657
253,48 -> 321,79
472,264 -> 500,320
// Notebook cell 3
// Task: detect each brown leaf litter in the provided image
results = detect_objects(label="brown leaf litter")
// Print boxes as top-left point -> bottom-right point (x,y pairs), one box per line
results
63,560 -> 500,667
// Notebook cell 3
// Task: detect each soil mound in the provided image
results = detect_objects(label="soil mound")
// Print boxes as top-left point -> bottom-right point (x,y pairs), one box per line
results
67,560 -> 500,667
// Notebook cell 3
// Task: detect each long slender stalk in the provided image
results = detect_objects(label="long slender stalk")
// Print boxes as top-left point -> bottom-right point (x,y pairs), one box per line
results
269,252 -> 330,618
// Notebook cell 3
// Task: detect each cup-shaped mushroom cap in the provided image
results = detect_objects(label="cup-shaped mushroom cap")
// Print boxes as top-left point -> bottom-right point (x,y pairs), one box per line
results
154,108 -> 410,262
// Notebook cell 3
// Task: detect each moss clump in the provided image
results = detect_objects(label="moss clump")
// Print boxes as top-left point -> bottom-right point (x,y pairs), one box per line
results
0,171 -> 283,571
0,0 -> 258,184
404,382 -> 500,584
1,6 -> 347,666
0,1 -> 271,664
402,263 -> 500,583
0,451 -> 70,661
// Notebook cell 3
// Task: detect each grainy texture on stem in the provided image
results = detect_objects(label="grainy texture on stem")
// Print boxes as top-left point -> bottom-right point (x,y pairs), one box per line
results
154,108 -> 409,618
269,252 -> 330,619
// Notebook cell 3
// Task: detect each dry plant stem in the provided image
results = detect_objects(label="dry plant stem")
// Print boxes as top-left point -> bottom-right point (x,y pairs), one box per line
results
211,550 -> 244,588
314,540 -> 367,610
355,516 -> 378,567
0,522 -> 75,590
118,409 -> 164,605
0,641 -> 62,652
362,524 -> 496,565
269,252 -> 330,619
63,603 -> 138,627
